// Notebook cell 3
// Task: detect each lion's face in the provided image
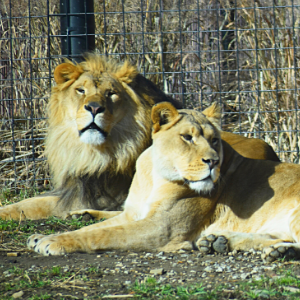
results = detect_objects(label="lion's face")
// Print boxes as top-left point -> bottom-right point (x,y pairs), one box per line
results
69,72 -> 133,146
53,60 -> 138,147
151,103 -> 222,194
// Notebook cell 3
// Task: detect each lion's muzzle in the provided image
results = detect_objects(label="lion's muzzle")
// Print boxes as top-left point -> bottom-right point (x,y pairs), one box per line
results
84,102 -> 105,117
79,122 -> 108,138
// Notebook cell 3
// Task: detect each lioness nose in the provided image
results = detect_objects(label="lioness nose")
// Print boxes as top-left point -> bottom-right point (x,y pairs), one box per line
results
85,102 -> 105,116
202,158 -> 219,169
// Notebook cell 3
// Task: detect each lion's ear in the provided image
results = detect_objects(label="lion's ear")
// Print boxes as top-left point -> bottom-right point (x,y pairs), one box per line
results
202,102 -> 222,129
151,102 -> 181,133
114,61 -> 139,84
54,62 -> 84,85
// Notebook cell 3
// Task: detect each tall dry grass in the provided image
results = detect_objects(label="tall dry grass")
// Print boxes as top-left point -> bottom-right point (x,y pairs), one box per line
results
0,0 -> 300,190
219,0 -> 300,163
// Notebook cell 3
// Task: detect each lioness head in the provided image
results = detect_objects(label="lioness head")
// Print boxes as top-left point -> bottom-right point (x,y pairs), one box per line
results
151,102 -> 222,194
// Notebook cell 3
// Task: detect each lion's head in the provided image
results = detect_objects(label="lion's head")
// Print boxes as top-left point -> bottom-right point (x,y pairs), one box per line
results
150,102 -> 223,194
46,54 -> 167,187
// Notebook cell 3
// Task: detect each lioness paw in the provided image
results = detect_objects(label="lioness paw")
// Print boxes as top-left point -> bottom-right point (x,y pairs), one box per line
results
262,243 -> 298,263
27,234 -> 65,256
196,234 -> 228,254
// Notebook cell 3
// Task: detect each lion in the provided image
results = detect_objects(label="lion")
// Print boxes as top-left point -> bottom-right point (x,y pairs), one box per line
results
27,102 -> 297,263
0,53 -> 278,221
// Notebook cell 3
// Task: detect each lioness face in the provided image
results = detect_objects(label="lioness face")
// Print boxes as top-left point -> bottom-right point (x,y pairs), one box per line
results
151,103 -> 222,194
53,60 -> 137,147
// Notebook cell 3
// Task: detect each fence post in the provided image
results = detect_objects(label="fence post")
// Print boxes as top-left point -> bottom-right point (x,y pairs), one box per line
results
60,0 -> 95,61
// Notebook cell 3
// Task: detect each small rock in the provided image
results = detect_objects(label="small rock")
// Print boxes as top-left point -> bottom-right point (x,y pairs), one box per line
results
254,291 -> 270,300
150,268 -> 164,275
203,266 -> 213,273
12,291 -> 24,299
240,273 -> 250,280
284,286 -> 300,293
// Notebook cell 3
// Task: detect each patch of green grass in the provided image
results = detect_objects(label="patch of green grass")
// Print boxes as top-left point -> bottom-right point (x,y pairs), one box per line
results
1,266 -> 74,300
130,278 -> 214,299
0,211 -> 99,250
129,268 -> 300,299
0,187 -> 40,206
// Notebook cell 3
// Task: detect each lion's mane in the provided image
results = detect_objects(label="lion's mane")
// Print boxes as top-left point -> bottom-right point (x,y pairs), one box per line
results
45,54 -> 181,212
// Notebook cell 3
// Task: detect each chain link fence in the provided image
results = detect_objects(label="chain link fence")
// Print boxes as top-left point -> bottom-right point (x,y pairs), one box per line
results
1,0 -> 300,191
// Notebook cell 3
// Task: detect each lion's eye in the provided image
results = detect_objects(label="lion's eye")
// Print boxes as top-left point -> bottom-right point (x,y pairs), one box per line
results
107,91 -> 116,97
181,134 -> 193,142
76,88 -> 85,95
212,138 -> 219,146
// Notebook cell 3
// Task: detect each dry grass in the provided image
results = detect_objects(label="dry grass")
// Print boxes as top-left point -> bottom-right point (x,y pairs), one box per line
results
0,0 -> 300,190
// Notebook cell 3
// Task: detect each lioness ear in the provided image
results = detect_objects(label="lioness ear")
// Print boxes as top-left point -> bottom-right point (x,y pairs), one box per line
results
202,102 -> 222,129
151,102 -> 181,133
54,61 -> 84,85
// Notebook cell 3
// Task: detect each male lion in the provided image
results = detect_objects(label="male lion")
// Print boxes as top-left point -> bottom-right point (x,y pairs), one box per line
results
0,54 -> 278,221
27,102 -> 297,263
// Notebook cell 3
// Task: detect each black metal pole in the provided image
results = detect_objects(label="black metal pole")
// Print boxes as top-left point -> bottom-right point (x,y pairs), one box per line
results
60,0 -> 95,62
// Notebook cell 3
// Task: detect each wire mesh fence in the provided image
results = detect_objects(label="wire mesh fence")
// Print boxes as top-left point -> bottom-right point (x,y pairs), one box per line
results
1,0 -> 300,191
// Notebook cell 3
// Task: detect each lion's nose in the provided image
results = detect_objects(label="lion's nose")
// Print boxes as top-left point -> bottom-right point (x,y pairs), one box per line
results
85,102 -> 105,116
202,158 -> 219,169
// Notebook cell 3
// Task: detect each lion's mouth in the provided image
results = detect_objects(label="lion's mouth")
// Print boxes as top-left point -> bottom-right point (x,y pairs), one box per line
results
79,122 -> 108,138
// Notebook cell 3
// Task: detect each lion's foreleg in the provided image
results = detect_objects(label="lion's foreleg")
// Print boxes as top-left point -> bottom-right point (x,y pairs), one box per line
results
0,196 -> 60,220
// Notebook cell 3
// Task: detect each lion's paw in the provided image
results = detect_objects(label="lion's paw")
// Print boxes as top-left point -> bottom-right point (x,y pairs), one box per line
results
262,244 -> 298,263
66,210 -> 95,221
27,234 -> 65,256
0,207 -> 22,221
196,234 -> 229,254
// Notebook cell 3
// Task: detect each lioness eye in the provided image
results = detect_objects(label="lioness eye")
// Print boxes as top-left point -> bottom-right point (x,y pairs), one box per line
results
181,134 -> 193,142
76,88 -> 85,94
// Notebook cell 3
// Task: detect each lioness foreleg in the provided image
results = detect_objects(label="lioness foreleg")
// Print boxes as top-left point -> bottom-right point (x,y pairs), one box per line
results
0,196 -> 60,220
27,215 -> 169,255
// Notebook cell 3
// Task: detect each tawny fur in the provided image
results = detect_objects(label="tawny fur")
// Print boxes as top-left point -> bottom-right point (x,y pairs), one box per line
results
27,103 -> 298,263
0,54 -> 278,221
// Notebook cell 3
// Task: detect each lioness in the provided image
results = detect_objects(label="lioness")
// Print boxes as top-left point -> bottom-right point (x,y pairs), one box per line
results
27,102 -> 296,262
0,53 -> 278,221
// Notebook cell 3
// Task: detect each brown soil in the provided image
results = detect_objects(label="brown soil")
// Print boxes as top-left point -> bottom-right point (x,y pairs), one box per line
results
1,223 -> 300,299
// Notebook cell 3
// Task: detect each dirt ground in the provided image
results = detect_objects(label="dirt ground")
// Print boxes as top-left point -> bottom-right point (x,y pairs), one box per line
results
1,220 -> 300,299
2,229 -> 300,299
